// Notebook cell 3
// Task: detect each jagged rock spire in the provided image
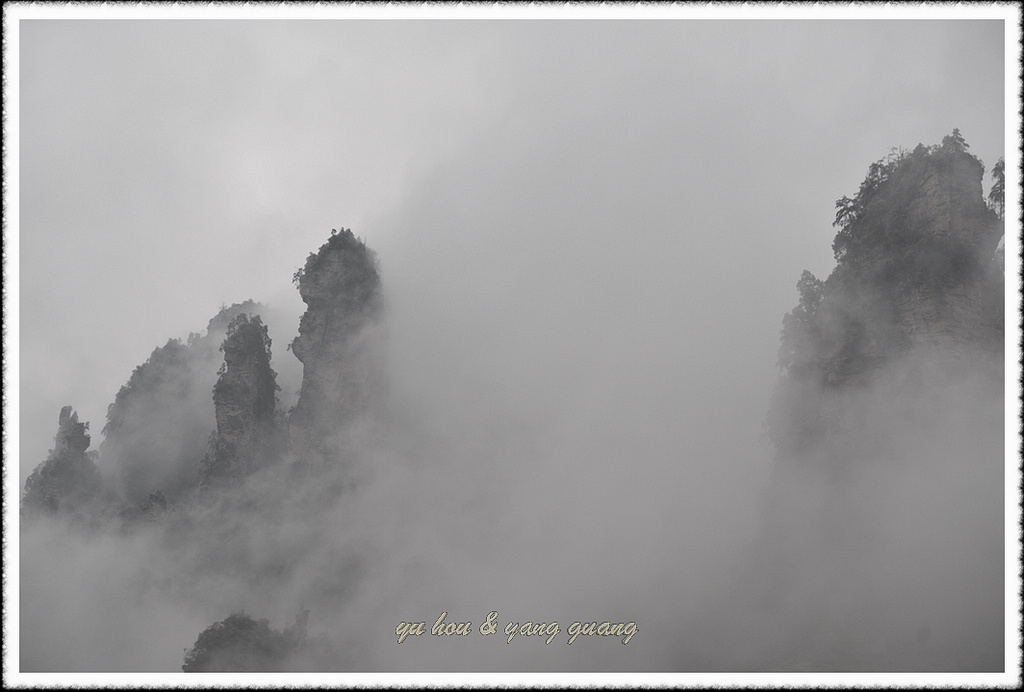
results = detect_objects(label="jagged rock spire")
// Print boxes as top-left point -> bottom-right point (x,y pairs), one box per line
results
199,313 -> 281,491
22,406 -> 102,516
288,228 -> 383,465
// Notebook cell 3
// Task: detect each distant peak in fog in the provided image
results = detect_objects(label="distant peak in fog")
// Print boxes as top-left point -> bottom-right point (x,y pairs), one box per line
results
22,227 -> 386,516
21,406 -> 102,519
21,227 -> 387,669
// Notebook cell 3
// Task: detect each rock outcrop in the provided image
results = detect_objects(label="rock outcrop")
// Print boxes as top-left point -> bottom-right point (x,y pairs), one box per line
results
769,132 -> 1004,460
199,313 -> 281,490
22,406 -> 102,516
740,133 -> 1007,672
288,229 -> 383,464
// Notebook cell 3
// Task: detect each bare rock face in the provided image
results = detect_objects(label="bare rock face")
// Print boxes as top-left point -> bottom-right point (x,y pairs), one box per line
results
199,313 -> 280,490
288,229 -> 382,465
884,149 -> 1003,362
23,406 -> 102,516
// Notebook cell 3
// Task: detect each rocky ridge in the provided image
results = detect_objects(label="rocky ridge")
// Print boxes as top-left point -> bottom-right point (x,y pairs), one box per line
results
24,226 -> 383,517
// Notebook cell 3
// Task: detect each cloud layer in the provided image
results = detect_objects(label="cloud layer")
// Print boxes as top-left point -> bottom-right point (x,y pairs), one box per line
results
12,12 -> 1011,680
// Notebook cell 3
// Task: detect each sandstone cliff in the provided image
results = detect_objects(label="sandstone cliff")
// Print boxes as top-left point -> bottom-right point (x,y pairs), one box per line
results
738,133 -> 1007,672
768,132 -> 1004,460
288,229 -> 383,465
199,313 -> 281,490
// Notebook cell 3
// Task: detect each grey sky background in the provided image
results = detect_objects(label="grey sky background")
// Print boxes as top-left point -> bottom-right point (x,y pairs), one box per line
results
8,6 -> 1017,681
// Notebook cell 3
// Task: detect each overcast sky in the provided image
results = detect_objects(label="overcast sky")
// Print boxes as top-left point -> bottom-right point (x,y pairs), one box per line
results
6,4 -> 1018,684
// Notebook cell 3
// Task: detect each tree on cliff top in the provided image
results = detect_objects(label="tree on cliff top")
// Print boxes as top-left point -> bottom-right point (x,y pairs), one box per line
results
182,612 -> 294,672
291,227 -> 381,312
830,131 -> 994,269
182,610 -> 329,672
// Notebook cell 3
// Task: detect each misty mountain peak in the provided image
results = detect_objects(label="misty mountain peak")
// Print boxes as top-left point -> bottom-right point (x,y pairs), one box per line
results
768,132 -> 1003,460
288,229 -> 384,465
199,312 -> 282,491
787,134 -> 1001,384
22,406 -> 101,517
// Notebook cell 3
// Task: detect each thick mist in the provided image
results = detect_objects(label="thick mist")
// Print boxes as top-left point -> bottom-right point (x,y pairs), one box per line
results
19,122 -> 1008,675
10,11 -> 1014,683
19,122 -> 783,670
